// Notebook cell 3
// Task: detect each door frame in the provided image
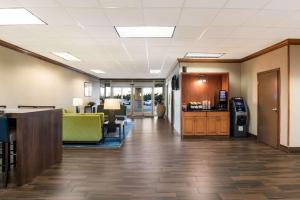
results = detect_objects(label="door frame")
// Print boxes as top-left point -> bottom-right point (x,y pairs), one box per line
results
257,68 -> 281,148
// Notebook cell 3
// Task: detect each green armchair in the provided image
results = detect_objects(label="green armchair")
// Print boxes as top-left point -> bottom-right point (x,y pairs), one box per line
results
63,113 -> 104,143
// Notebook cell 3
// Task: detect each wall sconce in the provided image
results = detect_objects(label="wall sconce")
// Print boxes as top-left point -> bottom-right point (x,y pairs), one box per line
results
197,75 -> 207,84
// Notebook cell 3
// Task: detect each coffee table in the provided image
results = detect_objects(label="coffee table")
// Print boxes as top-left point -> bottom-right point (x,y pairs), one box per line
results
103,120 -> 125,142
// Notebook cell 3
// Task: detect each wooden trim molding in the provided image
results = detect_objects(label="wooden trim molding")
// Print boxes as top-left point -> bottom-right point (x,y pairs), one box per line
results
287,45 -> 291,147
178,39 -> 300,64
240,39 -> 289,62
0,39 -> 100,80
280,145 -> 300,153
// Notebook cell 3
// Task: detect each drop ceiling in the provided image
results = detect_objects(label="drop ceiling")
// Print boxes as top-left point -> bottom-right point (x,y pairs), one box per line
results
1,0 -> 300,79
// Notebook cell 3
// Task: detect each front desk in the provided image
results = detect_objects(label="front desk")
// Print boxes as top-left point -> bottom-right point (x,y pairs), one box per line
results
5,109 -> 62,186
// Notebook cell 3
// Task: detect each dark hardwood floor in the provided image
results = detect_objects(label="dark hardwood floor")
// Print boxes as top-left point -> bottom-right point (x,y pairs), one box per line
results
1,118 -> 300,200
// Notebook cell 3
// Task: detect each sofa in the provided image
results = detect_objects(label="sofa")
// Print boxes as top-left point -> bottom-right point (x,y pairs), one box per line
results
63,113 -> 104,143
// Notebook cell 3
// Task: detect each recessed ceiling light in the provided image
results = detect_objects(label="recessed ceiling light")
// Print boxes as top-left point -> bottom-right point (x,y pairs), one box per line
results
115,26 -> 175,38
150,69 -> 161,74
0,8 -> 45,25
52,52 -> 81,62
91,69 -> 105,74
185,52 -> 225,58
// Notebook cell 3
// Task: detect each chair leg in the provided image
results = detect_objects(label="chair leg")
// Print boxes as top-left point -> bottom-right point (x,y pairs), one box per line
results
13,141 -> 16,168
3,143 -> 9,188
2,143 -> 5,172
7,142 -> 10,172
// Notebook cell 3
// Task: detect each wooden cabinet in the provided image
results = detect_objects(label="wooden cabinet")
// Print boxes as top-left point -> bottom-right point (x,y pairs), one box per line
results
207,116 -> 220,135
182,112 -> 229,136
182,117 -> 194,135
194,117 -> 207,135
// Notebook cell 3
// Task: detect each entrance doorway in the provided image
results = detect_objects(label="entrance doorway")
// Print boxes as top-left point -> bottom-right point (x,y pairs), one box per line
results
133,88 -> 143,116
257,69 -> 280,148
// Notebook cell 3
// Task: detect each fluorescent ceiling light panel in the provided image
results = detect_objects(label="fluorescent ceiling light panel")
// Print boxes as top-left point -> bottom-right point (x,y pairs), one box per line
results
185,53 -> 224,58
115,26 -> 175,38
91,69 -> 105,74
52,52 -> 81,62
150,69 -> 161,74
0,8 -> 45,25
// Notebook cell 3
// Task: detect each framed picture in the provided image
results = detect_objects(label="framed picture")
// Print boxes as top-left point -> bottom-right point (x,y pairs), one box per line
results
84,82 -> 92,97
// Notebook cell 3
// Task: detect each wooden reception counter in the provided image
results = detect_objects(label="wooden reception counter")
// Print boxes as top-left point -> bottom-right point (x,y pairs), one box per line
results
4,109 -> 62,186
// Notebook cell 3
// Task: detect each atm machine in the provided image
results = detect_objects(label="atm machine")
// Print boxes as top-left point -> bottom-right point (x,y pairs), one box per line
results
230,97 -> 249,137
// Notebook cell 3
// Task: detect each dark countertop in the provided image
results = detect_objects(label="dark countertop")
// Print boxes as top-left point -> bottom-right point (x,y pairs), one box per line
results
183,110 -> 229,112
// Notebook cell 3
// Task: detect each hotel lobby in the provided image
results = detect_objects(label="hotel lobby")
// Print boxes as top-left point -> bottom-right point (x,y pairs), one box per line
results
1,0 -> 300,199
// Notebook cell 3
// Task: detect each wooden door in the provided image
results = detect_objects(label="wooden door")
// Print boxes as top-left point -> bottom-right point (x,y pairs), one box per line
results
258,69 -> 280,148
183,117 -> 194,135
194,117 -> 206,135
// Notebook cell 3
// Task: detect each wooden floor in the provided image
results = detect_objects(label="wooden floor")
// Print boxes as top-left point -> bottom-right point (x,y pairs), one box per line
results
1,118 -> 300,199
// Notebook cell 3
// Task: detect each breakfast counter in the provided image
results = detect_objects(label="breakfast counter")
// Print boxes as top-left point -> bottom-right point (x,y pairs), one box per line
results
182,110 -> 229,137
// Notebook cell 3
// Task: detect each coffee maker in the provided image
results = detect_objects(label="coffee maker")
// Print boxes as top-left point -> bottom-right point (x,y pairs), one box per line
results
215,90 -> 228,110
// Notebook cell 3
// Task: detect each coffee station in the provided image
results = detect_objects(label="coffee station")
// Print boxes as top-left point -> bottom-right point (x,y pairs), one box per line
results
181,73 -> 230,137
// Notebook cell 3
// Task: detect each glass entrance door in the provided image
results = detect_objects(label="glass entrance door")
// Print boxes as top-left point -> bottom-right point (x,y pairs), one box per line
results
133,88 -> 143,115
143,87 -> 153,115
112,87 -> 132,115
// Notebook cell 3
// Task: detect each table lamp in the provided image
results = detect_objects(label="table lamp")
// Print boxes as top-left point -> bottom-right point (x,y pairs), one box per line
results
104,98 -> 120,132
73,98 -> 83,113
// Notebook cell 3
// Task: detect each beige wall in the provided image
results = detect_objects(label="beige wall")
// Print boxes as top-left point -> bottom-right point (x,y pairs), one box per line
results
179,62 -> 241,98
0,45 -> 100,110
289,45 -> 300,147
241,46 -> 289,146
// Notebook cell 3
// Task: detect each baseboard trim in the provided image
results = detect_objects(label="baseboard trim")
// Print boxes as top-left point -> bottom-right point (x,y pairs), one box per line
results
248,132 -> 257,139
279,145 -> 289,152
279,145 -> 300,153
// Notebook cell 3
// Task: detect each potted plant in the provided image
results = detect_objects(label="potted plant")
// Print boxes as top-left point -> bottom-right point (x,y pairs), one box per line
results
156,95 -> 165,118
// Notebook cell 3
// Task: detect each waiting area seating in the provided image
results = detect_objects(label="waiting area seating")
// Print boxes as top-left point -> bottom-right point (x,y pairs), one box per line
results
63,113 -> 104,143
97,104 -> 127,121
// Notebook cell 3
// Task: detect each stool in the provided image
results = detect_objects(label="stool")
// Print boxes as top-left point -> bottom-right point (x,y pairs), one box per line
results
0,115 -> 16,188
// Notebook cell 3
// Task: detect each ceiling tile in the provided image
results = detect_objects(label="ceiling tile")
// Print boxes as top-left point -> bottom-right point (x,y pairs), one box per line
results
142,0 -> 185,8
146,38 -> 172,46
244,10 -> 290,27
212,9 -> 257,26
0,0 -> 20,7
184,0 -> 227,8
225,0 -> 270,9
105,8 -> 144,26
203,26 -> 236,38
230,27 -> 269,39
56,0 -> 99,7
179,8 -> 219,26
100,0 -> 142,8
173,26 -> 205,39
144,8 -> 181,26
17,0 -> 59,7
277,11 -> 300,28
27,7 -> 76,26
85,26 -> 119,38
264,0 -> 300,10
67,8 -> 110,26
